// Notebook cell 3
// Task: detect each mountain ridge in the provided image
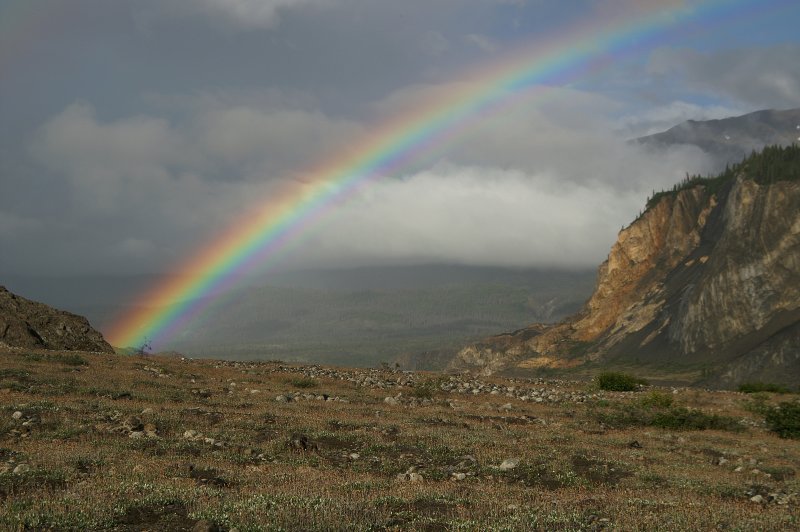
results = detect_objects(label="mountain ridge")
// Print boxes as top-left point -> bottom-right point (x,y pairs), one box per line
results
636,107 -> 800,171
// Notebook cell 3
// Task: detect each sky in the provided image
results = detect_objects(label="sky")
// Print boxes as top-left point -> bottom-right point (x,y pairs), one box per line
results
1,0 -> 799,279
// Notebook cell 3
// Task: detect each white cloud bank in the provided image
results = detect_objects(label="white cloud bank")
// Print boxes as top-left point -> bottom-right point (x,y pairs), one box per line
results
649,45 -> 800,109
300,164 -> 642,268
23,85 -> 718,275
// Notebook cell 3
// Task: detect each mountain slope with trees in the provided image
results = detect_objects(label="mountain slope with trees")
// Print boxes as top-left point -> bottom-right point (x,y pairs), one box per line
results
452,145 -> 800,388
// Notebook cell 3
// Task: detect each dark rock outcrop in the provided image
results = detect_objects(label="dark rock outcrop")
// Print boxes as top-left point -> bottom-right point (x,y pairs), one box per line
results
0,286 -> 114,353
452,145 -> 800,388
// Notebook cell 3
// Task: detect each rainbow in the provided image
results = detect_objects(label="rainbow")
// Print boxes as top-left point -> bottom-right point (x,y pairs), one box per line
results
107,0 -> 770,349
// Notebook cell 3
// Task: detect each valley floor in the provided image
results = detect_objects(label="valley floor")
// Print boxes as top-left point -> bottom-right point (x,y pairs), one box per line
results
0,347 -> 798,530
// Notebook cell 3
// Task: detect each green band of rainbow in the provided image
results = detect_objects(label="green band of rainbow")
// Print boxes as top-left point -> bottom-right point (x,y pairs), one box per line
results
107,0 -> 772,349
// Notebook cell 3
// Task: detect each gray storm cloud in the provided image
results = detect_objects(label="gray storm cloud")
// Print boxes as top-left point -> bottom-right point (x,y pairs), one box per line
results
648,45 -> 800,109
22,86 -> 715,275
157,0 -> 337,29
1,0 -> 796,283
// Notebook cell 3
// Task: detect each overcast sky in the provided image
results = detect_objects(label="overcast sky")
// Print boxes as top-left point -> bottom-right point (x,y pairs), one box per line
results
1,0 -> 799,277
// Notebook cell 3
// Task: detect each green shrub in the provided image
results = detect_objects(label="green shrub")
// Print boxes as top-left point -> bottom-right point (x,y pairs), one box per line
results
738,382 -> 790,394
742,393 -> 772,416
61,354 -> 89,367
595,405 -> 741,432
411,377 -> 445,399
287,377 -> 317,389
411,386 -> 434,400
765,401 -> 800,439
640,391 -> 674,409
595,372 -> 648,392
650,407 -> 742,431
20,352 -> 88,366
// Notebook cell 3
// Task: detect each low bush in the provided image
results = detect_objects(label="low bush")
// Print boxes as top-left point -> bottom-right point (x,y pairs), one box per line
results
650,407 -> 742,431
287,377 -> 317,389
61,354 -> 89,367
412,377 -> 446,399
596,405 -> 742,432
595,372 -> 648,392
765,401 -> 800,439
639,391 -> 674,409
738,382 -> 791,394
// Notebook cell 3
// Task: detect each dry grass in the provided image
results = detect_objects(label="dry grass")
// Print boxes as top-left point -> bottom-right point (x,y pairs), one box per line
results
0,346 -> 798,531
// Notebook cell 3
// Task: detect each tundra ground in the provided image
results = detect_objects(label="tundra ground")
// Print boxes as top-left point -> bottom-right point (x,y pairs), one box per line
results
0,347 -> 798,531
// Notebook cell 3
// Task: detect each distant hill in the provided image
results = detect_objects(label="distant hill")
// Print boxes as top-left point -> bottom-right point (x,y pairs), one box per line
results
0,286 -> 114,353
636,107 -> 800,170
452,145 -> 800,388
157,268 -> 596,368
2,266 -> 595,368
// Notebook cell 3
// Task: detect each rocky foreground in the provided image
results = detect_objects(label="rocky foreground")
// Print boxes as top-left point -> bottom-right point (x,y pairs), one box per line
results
1,348 -> 798,530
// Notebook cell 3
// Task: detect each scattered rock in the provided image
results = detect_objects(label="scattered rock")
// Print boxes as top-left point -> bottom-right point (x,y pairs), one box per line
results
11,411 -> 23,420
188,465 -> 229,487
288,433 -> 317,452
123,416 -> 144,432
192,520 -> 221,532
498,458 -> 520,471
12,463 -> 30,474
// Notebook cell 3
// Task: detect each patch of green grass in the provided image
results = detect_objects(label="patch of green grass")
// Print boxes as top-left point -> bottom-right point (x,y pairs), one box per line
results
0,467 -> 69,497
60,354 -> 89,366
20,352 -> 88,366
650,407 -> 742,431
758,465 -> 795,481
286,377 -> 318,389
410,376 -> 447,399
738,382 -> 791,394
765,401 -> 800,439
0,368 -> 31,380
595,372 -> 648,392
596,404 -> 742,432
639,391 -> 674,409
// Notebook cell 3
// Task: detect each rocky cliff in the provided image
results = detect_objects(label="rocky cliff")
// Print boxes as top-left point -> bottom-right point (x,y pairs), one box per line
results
452,145 -> 800,387
0,286 -> 114,353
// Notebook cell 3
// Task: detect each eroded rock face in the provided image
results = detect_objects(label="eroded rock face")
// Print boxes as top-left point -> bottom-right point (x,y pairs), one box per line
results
0,286 -> 114,353
669,178 -> 800,355
452,325 -> 549,376
573,186 -> 711,343
451,172 -> 800,388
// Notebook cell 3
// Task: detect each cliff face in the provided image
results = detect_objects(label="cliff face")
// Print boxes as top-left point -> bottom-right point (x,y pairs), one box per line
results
0,286 -> 114,353
451,149 -> 800,387
668,178 -> 800,355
